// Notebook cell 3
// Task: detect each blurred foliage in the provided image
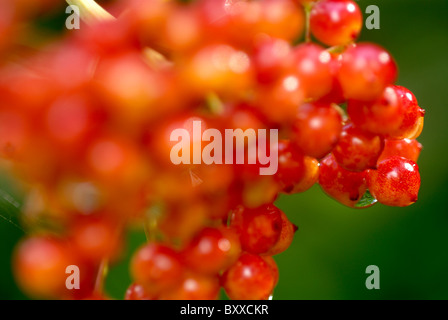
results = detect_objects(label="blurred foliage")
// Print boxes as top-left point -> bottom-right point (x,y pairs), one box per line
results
1,0 -> 448,300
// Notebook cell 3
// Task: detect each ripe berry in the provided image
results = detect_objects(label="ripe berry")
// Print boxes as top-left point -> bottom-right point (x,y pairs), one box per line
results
367,156 -> 420,207
182,226 -> 241,275
230,204 -> 283,255
319,154 -> 370,208
262,256 -> 279,286
310,0 -> 363,47
125,283 -> 156,300
332,123 -> 384,172
221,253 -> 276,300
348,85 -> 425,139
160,274 -> 220,300
390,85 -> 425,139
338,43 -> 398,101
377,139 -> 422,164
253,37 -> 293,85
263,210 -> 297,256
291,43 -> 333,100
130,243 -> 184,295
291,102 -> 343,159
69,217 -> 122,263
288,155 -> 320,194
275,140 -> 307,192
13,236 -> 73,299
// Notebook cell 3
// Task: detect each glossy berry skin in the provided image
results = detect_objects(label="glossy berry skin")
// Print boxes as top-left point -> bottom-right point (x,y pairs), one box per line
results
262,256 -> 279,286
367,156 -> 420,207
291,43 -> 333,100
125,283 -> 156,300
161,274 -> 220,300
291,102 -> 343,159
310,0 -> 363,47
230,204 -> 283,255
13,237 -> 73,299
288,155 -> 320,194
338,43 -> 398,101
182,227 -> 241,275
221,253 -> 276,300
332,123 -> 384,172
390,85 -> 425,139
319,154 -> 370,208
275,140 -> 306,192
263,210 -> 297,256
252,37 -> 292,85
130,243 -> 184,295
69,217 -> 122,263
348,85 -> 425,139
377,139 -> 422,164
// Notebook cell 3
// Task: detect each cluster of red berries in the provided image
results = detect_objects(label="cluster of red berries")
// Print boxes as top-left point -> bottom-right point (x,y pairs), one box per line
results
0,0 -> 424,300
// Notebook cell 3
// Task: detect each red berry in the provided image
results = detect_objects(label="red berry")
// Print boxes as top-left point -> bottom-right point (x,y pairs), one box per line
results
69,217 -> 122,263
182,226 -> 241,275
319,154 -> 370,208
291,102 -> 343,159
221,253 -> 276,300
230,204 -> 283,255
310,0 -> 363,46
130,243 -> 184,295
262,256 -> 279,286
332,123 -> 384,172
275,140 -> 307,192
338,43 -> 398,101
263,210 -> 297,256
348,85 -> 425,139
377,139 -> 422,164
125,283 -> 156,300
291,43 -> 333,100
367,156 -> 420,207
13,236 -> 73,299
161,274 -> 220,300
253,37 -> 293,85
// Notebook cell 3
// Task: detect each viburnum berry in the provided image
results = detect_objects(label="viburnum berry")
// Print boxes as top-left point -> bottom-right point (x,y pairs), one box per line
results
262,256 -> 280,286
319,154 -> 370,208
377,139 -> 422,164
182,226 -> 241,275
310,0 -> 363,47
130,243 -> 184,295
332,123 -> 384,172
221,253 -> 277,300
125,283 -> 156,300
230,204 -> 283,255
160,273 -> 220,300
13,235 -> 94,299
274,139 -> 320,194
367,156 -> 421,207
348,85 -> 425,139
338,43 -> 398,101
291,43 -> 333,100
291,102 -> 343,159
263,210 -> 298,256
69,216 -> 123,263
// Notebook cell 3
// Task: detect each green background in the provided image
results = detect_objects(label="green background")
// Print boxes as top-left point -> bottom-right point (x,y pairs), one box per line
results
1,0 -> 448,300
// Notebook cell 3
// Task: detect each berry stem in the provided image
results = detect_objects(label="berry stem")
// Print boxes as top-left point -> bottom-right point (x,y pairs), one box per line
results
205,92 -> 225,115
94,257 -> 109,294
303,3 -> 314,43
66,0 -> 171,69
66,0 -> 114,24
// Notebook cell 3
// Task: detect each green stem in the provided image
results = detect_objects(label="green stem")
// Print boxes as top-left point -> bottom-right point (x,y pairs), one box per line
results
304,3 -> 314,43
